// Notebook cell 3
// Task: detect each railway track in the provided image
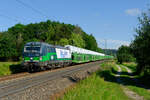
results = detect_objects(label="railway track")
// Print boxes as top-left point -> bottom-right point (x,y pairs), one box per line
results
0,72 -> 29,82
0,61 -> 104,99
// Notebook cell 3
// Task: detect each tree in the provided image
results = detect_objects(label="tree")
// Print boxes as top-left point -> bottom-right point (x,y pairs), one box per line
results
96,47 -> 103,53
82,33 -> 98,51
131,10 -> 150,74
69,33 -> 85,48
73,25 -> 83,35
58,38 -> 69,46
0,33 -> 18,61
117,45 -> 135,64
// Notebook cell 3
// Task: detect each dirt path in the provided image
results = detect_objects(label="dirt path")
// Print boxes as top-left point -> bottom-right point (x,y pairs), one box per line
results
116,65 -> 144,100
123,65 -> 150,91
115,65 -> 122,83
122,65 -> 132,74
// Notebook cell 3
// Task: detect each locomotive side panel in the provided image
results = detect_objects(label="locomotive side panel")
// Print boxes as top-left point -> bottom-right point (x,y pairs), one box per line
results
55,48 -> 71,59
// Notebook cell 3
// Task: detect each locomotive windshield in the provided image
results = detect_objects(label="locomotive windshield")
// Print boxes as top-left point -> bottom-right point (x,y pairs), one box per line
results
23,46 -> 41,57
25,47 -> 40,52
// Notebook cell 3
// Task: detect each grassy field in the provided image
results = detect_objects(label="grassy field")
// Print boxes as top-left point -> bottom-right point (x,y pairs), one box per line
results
0,62 -> 23,76
59,61 -> 132,100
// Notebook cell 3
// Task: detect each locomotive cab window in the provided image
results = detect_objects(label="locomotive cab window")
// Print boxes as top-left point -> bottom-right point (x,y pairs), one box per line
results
23,46 -> 41,57
25,46 -> 40,52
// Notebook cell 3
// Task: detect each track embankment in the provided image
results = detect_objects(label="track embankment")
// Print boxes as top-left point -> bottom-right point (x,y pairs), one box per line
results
0,61 -> 104,100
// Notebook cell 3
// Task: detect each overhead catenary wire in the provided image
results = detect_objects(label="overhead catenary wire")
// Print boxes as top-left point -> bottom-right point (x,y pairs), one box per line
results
15,0 -> 55,20
0,12 -> 19,31
0,13 -> 18,22
0,8 -> 29,23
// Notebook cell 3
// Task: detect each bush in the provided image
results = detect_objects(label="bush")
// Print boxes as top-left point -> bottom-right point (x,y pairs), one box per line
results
117,45 -> 135,64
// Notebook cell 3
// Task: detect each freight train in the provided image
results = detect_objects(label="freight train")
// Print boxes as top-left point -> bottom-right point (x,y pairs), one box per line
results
22,42 -> 113,72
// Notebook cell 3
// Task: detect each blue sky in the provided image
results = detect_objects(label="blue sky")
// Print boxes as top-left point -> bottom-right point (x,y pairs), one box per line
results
0,0 -> 150,49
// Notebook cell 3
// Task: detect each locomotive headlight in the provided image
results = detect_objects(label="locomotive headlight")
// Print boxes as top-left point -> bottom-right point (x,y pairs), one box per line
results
30,57 -> 33,60
40,57 -> 42,60
51,56 -> 54,60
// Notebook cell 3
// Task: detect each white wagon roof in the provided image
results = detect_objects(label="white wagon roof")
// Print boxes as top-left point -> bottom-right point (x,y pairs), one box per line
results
65,45 -> 105,56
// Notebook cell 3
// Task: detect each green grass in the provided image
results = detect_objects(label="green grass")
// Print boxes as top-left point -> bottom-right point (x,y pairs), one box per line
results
122,62 -> 137,73
59,61 -> 131,100
0,62 -> 22,76
127,86 -> 150,100
119,74 -> 150,100
119,63 -> 150,100
119,65 -> 127,72
101,61 -> 118,75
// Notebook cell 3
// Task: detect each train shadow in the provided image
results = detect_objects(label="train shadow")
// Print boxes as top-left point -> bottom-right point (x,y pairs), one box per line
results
9,64 -> 26,74
97,69 -> 150,90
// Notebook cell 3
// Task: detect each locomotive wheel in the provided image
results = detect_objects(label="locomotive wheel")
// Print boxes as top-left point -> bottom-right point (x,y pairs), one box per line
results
27,65 -> 34,73
47,64 -> 52,69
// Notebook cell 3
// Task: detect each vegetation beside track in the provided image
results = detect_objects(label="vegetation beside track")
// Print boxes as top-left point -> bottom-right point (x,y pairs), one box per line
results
119,62 -> 150,100
59,61 -> 131,100
122,62 -> 137,73
126,84 -> 150,100
0,62 -> 24,76
59,61 -> 150,100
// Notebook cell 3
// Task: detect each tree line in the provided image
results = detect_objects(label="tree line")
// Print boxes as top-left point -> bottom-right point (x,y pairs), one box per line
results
0,20 -> 103,61
117,9 -> 150,75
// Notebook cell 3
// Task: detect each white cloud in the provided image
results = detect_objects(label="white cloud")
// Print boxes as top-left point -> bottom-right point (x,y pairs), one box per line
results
125,8 -> 141,16
96,38 -> 130,49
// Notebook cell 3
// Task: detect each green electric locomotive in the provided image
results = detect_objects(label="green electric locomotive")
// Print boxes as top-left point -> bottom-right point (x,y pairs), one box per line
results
23,42 -> 72,72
